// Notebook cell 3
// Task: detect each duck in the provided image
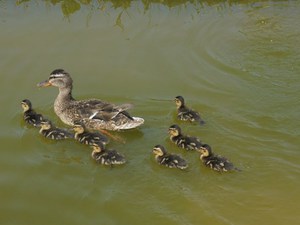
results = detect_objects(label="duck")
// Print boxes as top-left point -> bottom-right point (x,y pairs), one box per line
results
37,69 -> 144,131
91,142 -> 126,166
168,124 -> 202,151
73,121 -> 109,146
152,145 -> 188,170
39,119 -> 73,140
21,99 -> 44,127
174,96 -> 205,125
198,144 -> 240,172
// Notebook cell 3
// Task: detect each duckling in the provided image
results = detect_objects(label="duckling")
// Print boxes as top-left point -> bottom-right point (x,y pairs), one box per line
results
73,121 -> 109,146
39,119 -> 73,140
174,96 -> 205,125
198,144 -> 240,172
152,145 -> 188,170
21,99 -> 44,127
91,142 -> 126,166
168,124 -> 202,151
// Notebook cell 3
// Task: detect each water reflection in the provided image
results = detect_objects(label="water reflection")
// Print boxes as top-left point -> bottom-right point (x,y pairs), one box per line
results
11,0 -> 290,31
14,0 -> 287,17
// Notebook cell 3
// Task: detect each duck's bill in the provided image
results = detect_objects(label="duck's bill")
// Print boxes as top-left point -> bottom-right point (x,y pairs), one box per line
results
37,80 -> 51,87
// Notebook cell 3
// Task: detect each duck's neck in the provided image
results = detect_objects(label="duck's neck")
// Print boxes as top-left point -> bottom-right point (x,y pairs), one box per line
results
155,154 -> 162,160
200,153 -> 213,161
54,86 -> 74,111
74,130 -> 84,139
92,148 -> 102,158
178,104 -> 185,110
39,127 -> 49,133
58,86 -> 74,101
171,133 -> 183,140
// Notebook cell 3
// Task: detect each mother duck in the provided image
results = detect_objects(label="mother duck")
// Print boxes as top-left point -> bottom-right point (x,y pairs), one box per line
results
37,69 -> 144,131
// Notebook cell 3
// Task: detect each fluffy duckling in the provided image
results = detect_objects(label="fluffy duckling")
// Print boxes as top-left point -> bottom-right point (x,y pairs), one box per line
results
152,145 -> 188,170
91,142 -> 126,166
168,124 -> 202,151
73,121 -> 109,146
39,119 -> 73,140
21,99 -> 44,127
174,96 -> 205,125
198,144 -> 240,172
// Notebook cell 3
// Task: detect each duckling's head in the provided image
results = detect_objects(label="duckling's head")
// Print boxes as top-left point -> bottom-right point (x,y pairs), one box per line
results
37,69 -> 73,89
73,121 -> 85,134
21,99 -> 32,112
40,119 -> 52,130
91,142 -> 105,153
198,144 -> 213,158
168,124 -> 181,137
174,96 -> 185,108
152,145 -> 167,157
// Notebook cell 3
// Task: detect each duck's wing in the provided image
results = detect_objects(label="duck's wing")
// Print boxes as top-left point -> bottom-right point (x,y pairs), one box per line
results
168,155 -> 188,169
184,136 -> 202,150
160,156 -> 176,168
74,99 -> 133,121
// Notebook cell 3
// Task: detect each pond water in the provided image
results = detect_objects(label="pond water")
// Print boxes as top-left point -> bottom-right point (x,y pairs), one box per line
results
1,1 -> 299,224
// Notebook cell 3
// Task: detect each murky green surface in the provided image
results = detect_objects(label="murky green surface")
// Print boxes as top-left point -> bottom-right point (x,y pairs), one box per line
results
1,1 -> 300,224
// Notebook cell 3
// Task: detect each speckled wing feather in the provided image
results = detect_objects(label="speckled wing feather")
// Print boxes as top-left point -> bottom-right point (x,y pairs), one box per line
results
42,128 -> 73,140
159,155 -> 188,169
95,150 -> 126,165
205,155 -> 236,172
73,99 -> 133,121
178,107 -> 204,124
77,132 -> 109,145
24,110 -> 44,127
174,136 -> 202,150
185,136 -> 202,150
159,156 -> 176,168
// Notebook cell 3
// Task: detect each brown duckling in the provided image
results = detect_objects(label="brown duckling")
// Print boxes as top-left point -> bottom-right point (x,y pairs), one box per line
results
21,99 -> 44,127
174,96 -> 205,125
168,124 -> 202,151
39,119 -> 73,140
73,121 -> 109,146
198,144 -> 240,172
91,142 -> 126,166
152,145 -> 188,170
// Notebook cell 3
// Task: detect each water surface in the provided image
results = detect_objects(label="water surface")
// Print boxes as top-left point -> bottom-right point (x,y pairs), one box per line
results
1,1 -> 299,225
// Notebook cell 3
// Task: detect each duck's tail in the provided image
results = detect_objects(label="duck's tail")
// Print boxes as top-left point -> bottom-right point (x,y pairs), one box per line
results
85,116 -> 144,131
116,117 -> 145,130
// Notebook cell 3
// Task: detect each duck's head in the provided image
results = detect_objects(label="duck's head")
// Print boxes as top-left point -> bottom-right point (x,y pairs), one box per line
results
37,69 -> 73,89
174,96 -> 185,108
91,142 -> 105,153
40,119 -> 52,130
168,124 -> 181,137
198,144 -> 213,158
152,145 -> 167,157
21,99 -> 32,112
73,121 -> 85,134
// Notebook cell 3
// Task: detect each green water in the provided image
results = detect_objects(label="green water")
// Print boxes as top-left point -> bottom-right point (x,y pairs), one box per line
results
1,1 -> 300,224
